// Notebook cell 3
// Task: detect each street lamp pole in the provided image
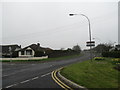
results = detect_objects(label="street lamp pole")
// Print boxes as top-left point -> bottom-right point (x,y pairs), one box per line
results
69,13 -> 92,61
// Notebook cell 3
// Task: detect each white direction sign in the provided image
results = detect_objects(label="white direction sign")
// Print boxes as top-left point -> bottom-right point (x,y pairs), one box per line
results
86,41 -> 95,47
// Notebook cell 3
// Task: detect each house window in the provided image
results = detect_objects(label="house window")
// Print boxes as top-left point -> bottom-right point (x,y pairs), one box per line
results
26,50 -> 32,55
21,51 -> 24,55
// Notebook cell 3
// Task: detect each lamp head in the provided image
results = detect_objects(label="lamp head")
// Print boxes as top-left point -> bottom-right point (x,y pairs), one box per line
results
69,14 -> 75,16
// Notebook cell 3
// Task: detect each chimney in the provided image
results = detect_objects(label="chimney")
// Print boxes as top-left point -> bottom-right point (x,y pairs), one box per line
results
19,45 -> 21,48
37,43 -> 40,47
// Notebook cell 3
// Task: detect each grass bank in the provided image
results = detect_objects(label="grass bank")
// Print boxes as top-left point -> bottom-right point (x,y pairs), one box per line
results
1,54 -> 82,62
61,57 -> 120,89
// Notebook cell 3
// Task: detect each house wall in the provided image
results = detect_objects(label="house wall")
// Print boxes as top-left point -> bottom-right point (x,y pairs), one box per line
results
19,47 -> 35,57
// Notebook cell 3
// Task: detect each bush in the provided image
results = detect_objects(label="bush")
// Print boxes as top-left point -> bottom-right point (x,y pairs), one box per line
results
94,57 -> 105,60
111,58 -> 120,65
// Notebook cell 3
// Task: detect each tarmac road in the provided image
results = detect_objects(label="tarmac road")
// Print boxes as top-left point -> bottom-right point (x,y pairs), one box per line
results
2,52 -> 90,89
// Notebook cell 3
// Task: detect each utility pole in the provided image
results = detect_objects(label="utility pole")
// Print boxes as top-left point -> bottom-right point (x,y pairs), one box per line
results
9,47 -> 12,62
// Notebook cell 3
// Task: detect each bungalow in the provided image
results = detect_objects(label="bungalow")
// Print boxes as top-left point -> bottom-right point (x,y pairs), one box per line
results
18,43 -> 53,57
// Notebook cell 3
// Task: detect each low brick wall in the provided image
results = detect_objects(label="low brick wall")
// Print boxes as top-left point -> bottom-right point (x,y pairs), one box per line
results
1,56 -> 48,60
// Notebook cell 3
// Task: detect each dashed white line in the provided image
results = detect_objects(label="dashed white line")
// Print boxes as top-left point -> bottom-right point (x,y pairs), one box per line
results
50,65 -> 53,67
31,77 -> 39,80
5,72 -> 51,88
10,64 -> 15,65
5,83 -> 18,88
3,73 -> 17,77
3,69 -> 28,77
31,64 -> 36,65
20,79 -> 31,84
41,72 -> 51,77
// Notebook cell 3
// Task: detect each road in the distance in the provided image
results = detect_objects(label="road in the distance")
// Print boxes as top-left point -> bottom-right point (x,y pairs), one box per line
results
2,52 -> 90,88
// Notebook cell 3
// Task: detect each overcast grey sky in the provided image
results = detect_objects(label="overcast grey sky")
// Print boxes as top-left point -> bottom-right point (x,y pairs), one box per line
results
1,1 -> 118,50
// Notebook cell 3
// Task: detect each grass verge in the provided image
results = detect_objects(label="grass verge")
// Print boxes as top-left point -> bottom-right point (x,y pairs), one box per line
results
1,54 -> 82,62
60,57 -> 120,89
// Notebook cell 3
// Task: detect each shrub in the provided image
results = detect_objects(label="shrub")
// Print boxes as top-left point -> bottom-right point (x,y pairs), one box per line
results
94,57 -> 105,60
111,58 -> 120,65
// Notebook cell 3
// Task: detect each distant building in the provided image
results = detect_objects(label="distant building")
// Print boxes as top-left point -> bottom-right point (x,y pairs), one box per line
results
115,44 -> 120,50
109,44 -> 120,51
0,44 -> 21,57
18,43 -> 53,58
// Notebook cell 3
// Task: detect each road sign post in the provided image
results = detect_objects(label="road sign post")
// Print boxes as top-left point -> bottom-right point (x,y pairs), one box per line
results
86,41 -> 95,61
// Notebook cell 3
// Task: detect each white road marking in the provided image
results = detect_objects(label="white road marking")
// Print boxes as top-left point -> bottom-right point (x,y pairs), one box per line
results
10,64 -> 15,65
5,72 -> 51,88
31,64 -> 36,65
5,83 -> 17,88
31,77 -> 39,80
41,72 -> 51,77
20,79 -> 31,84
3,69 -> 28,77
5,76 -> 40,88
3,73 -> 17,77
50,65 -> 53,67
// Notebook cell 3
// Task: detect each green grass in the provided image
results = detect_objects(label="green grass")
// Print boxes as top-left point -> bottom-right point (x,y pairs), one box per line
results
61,57 -> 120,89
0,54 -> 82,62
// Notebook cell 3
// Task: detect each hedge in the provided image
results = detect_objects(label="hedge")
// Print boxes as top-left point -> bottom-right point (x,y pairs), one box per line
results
102,51 -> 120,58
47,50 -> 80,58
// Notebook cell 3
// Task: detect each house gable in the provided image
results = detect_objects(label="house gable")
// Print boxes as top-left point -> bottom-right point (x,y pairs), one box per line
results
18,46 -> 35,57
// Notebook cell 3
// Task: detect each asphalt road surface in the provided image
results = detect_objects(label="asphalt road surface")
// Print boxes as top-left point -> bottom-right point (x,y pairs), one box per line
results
2,52 -> 90,89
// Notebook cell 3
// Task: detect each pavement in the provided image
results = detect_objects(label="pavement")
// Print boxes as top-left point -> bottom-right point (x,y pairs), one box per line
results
2,52 -> 90,89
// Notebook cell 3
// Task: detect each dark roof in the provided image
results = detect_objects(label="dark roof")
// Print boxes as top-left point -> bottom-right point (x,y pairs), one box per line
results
19,44 -> 42,51
41,47 -> 53,51
19,44 -> 53,52
116,44 -> 120,48
0,44 -> 21,53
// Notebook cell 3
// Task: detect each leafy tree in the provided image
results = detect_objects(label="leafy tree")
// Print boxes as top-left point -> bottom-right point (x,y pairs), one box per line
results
67,48 -> 72,51
60,48 -> 65,50
72,45 -> 81,53
93,43 -> 113,53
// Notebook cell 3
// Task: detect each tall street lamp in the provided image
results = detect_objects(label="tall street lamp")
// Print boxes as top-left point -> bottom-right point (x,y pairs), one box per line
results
69,13 -> 93,61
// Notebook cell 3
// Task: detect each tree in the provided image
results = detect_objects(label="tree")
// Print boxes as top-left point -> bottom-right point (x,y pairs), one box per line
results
67,48 -> 72,51
72,45 -> 81,53
60,48 -> 65,50
93,43 -> 113,53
